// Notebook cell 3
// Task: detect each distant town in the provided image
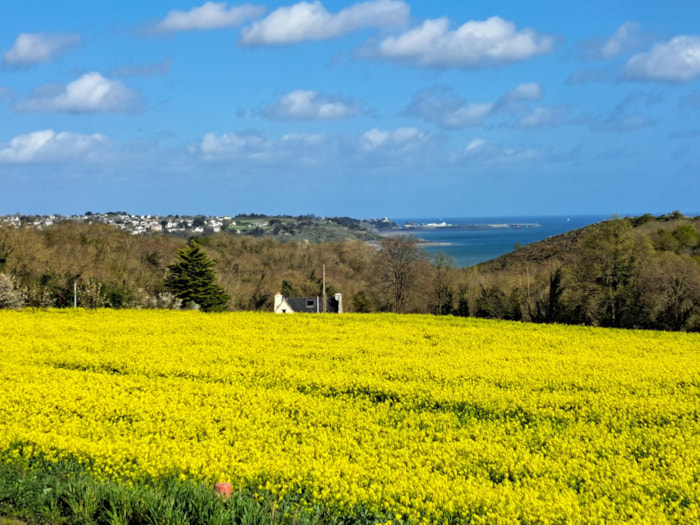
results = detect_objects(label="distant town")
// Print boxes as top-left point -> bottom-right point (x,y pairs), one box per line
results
0,212 -> 399,242
0,212 -> 544,242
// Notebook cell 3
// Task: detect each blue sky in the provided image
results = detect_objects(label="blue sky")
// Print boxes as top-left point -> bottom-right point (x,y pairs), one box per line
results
1,1 -> 699,218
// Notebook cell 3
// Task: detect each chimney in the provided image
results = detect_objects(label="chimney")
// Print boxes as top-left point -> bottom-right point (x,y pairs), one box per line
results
334,293 -> 343,314
274,293 -> 284,313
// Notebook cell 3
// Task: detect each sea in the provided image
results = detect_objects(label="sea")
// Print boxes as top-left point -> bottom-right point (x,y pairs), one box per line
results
393,215 -> 610,267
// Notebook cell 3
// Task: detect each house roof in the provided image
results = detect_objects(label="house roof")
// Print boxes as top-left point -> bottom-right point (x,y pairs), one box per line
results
286,296 -> 340,313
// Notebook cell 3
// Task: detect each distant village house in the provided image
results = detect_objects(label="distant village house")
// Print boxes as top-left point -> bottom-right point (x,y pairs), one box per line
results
274,293 -> 343,314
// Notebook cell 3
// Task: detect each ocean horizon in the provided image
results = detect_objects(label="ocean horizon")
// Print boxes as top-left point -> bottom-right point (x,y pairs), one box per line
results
393,215 -> 610,267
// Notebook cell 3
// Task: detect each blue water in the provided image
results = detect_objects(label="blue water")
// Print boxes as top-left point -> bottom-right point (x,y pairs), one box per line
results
394,215 -> 608,267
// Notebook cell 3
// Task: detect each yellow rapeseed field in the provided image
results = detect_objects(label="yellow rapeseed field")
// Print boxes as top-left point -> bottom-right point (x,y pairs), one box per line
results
1,309 -> 699,523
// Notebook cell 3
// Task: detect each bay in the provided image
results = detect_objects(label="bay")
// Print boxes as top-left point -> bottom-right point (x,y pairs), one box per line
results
394,215 -> 609,267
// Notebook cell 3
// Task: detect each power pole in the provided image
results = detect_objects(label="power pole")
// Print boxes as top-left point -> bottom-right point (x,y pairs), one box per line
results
322,264 -> 327,313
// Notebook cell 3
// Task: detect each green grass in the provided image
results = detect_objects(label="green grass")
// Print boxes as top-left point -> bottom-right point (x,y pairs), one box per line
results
0,449 -> 375,525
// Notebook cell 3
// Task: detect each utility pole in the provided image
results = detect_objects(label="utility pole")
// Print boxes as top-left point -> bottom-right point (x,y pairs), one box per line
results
74,281 -> 77,308
322,264 -> 327,313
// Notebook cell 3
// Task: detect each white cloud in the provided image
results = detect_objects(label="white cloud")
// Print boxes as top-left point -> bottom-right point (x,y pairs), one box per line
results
199,128 -> 432,166
240,0 -> 409,45
199,131 -> 336,166
624,36 -> 700,82
463,138 -> 541,164
156,2 -> 266,32
375,16 -> 555,68
492,82 -> 543,112
3,33 -> 81,66
506,82 -> 542,101
262,90 -> 361,120
200,132 -> 270,159
17,73 -> 140,113
360,127 -> 425,151
0,130 -> 110,163
281,133 -> 326,144
579,22 -> 645,61
517,106 -> 571,128
405,83 -> 543,129
600,22 -> 643,59
404,88 -> 493,128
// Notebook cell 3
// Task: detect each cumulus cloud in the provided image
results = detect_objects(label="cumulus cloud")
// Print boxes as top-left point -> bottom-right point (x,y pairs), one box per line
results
0,130 -> 110,163
199,131 -> 341,168
359,127 -> 426,152
240,0 -> 409,45
506,82 -> 542,101
199,127 -> 433,167
405,83 -> 543,129
492,82 -> 543,112
200,132 -> 270,160
375,16 -> 555,68
281,133 -> 326,144
579,22 -> 646,60
463,138 -> 541,164
262,90 -> 361,120
156,2 -> 266,32
623,36 -> 700,82
3,32 -> 81,66
17,73 -> 140,113
403,88 -> 493,128
517,106 -> 572,128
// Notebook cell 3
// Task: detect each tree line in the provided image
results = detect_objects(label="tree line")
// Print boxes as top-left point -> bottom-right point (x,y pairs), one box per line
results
1,213 -> 699,331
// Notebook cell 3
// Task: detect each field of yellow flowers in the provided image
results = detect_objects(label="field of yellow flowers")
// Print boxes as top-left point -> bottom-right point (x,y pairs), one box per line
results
0,309 -> 699,524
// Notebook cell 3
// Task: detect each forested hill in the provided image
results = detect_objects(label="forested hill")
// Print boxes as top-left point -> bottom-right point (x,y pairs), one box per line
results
0,213 -> 390,243
477,211 -> 700,272
0,211 -> 699,332
471,211 -> 700,331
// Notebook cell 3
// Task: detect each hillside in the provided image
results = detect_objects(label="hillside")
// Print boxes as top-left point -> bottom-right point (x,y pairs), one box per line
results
0,213 -> 384,243
1,212 -> 699,330
467,211 -> 700,331
476,211 -> 700,272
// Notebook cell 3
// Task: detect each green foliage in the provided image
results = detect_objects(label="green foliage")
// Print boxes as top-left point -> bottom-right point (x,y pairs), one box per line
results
0,446 -> 406,525
475,286 -> 508,319
351,291 -> 371,313
672,225 -> 700,252
1,213 -> 699,329
533,267 -> 566,324
454,285 -> 470,318
0,450 -> 324,525
164,240 -> 230,312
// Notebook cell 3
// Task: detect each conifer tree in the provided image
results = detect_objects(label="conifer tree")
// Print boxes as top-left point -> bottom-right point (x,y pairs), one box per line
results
164,240 -> 229,312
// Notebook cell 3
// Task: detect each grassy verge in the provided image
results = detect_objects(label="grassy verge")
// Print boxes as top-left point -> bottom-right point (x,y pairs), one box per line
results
0,450 -> 372,525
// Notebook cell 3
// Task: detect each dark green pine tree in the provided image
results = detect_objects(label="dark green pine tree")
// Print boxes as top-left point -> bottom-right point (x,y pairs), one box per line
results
164,240 -> 230,312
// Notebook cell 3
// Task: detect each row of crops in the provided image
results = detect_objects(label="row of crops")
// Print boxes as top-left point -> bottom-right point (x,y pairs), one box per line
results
0,310 -> 699,523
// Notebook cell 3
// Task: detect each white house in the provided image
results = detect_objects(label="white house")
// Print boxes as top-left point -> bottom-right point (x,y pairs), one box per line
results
274,293 -> 343,314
